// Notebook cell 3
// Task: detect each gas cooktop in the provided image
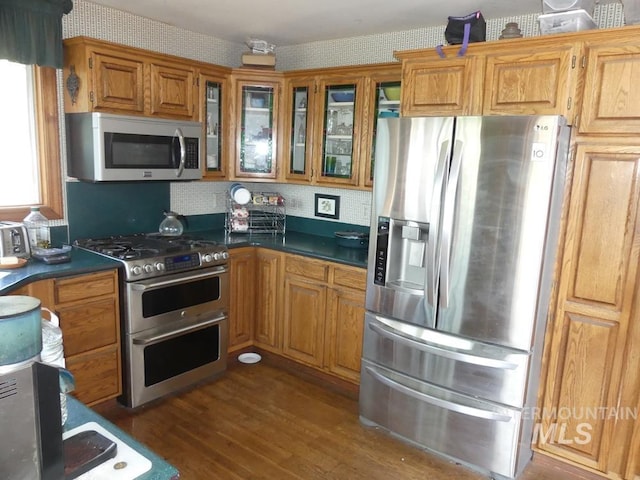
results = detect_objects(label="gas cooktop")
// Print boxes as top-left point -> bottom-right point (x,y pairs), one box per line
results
74,233 -> 229,281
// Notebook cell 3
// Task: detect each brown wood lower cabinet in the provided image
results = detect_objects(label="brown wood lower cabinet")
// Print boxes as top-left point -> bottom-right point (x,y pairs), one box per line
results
254,249 -> 282,351
282,253 -> 365,383
537,141 -> 640,478
228,248 -> 366,384
10,269 -> 122,406
228,247 -> 255,351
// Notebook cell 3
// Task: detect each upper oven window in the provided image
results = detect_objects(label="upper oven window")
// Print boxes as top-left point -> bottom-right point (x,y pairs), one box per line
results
142,276 -> 221,318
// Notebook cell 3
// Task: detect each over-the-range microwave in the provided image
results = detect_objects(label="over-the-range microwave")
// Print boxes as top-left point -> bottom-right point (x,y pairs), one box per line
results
65,112 -> 202,182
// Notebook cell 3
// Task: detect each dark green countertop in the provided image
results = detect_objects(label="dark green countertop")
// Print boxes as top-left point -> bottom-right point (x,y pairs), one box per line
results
0,248 -> 122,295
199,230 -> 369,268
65,396 -> 179,479
0,231 -> 368,295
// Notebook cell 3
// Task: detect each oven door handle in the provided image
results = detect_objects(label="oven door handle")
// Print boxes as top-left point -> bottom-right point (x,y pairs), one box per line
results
133,314 -> 227,346
130,267 -> 228,291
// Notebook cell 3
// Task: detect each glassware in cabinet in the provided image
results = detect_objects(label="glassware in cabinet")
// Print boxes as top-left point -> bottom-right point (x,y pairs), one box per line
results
239,85 -> 276,176
321,84 -> 357,182
204,79 -> 223,176
288,85 -> 310,178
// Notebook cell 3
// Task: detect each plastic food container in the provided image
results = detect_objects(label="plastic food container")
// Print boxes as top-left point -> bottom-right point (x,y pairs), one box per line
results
32,245 -> 72,264
538,9 -> 597,35
542,0 -> 596,14
0,295 -> 42,366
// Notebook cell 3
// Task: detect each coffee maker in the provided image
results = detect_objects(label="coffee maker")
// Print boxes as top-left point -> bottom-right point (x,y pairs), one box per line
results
0,361 -> 64,480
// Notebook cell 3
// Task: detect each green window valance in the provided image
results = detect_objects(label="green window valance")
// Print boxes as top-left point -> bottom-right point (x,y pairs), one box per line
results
0,0 -> 73,68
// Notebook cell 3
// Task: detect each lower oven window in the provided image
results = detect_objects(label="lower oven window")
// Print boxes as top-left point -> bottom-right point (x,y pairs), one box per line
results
144,323 -> 220,386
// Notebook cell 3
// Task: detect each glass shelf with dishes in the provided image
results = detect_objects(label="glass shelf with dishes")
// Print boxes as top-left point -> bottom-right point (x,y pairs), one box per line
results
289,86 -> 309,175
321,85 -> 357,182
204,80 -> 222,175
367,80 -> 402,184
239,86 -> 275,175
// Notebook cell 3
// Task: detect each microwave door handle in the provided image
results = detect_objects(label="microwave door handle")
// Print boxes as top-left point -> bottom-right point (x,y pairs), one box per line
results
440,139 -> 463,309
174,128 -> 186,177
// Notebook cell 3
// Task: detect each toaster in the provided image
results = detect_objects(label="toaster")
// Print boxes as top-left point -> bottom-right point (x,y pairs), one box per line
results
0,221 -> 30,258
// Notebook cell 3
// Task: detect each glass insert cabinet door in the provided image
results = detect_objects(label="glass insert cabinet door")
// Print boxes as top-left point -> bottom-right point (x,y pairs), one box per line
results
321,83 -> 358,184
368,80 -> 401,184
287,84 -> 311,179
204,79 -> 223,176
237,84 -> 277,178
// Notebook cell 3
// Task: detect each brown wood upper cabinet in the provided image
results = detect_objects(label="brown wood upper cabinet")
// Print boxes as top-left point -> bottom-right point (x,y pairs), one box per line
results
63,37 -> 197,120
482,42 -> 579,121
199,68 -> 231,180
229,69 -> 283,180
397,52 -> 483,116
282,63 -> 400,189
396,38 -> 579,121
579,38 -> 640,134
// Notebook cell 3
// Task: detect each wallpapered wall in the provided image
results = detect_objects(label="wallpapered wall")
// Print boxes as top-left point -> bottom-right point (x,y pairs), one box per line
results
63,1 -> 625,229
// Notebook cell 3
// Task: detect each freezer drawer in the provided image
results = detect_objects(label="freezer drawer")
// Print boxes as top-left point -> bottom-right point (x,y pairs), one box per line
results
362,313 -> 531,407
360,360 -> 531,479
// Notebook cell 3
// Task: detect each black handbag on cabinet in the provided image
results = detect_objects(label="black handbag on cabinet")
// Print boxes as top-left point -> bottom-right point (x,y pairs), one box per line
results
437,11 -> 486,58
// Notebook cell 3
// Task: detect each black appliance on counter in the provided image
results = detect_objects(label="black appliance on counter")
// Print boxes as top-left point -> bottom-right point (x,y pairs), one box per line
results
75,233 -> 230,408
0,362 -> 64,480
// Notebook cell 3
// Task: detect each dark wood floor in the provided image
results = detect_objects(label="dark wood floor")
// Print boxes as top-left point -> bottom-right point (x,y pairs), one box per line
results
94,359 -> 606,480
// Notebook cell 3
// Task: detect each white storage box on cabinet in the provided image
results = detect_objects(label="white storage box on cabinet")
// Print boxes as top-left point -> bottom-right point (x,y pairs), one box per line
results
538,9 -> 597,35
542,0 -> 596,15
623,0 -> 640,24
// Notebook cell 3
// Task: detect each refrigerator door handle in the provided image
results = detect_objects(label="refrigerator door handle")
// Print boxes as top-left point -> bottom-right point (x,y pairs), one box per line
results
440,139 -> 464,309
369,318 -> 519,370
425,140 -> 450,310
364,366 -> 513,422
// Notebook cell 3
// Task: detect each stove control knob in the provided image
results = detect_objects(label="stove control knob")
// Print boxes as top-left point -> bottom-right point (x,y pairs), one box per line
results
155,262 -> 165,272
202,253 -> 213,263
222,251 -> 229,260
144,264 -> 154,273
131,265 -> 143,276
213,252 -> 222,261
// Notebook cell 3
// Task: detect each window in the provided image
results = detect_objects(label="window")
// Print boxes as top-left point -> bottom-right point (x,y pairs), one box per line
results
0,60 -> 63,222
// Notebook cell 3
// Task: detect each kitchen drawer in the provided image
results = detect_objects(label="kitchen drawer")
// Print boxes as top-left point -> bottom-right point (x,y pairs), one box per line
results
59,297 -> 119,356
285,255 -> 328,282
333,265 -> 366,291
360,359 -> 526,479
67,347 -> 121,405
54,270 -> 117,304
362,313 -> 530,407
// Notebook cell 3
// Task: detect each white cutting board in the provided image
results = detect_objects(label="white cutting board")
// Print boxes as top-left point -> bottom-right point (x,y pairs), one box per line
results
63,422 -> 152,480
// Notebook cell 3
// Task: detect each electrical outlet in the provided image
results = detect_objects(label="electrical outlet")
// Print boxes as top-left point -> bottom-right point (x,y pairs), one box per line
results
362,203 -> 371,220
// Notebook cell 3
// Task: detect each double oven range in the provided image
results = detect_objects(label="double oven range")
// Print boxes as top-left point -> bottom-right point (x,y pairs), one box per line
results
75,234 -> 229,408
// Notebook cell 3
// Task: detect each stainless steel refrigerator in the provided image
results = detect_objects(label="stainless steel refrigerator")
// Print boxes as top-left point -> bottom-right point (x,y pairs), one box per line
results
359,115 -> 570,479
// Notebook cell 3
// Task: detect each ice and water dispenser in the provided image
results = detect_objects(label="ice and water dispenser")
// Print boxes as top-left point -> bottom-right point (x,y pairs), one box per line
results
373,217 -> 429,292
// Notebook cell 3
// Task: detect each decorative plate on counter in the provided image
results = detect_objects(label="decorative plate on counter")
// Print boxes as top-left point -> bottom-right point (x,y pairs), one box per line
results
0,257 -> 27,269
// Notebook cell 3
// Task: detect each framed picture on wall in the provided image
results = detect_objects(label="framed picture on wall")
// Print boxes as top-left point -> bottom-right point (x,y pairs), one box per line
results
314,194 -> 340,219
